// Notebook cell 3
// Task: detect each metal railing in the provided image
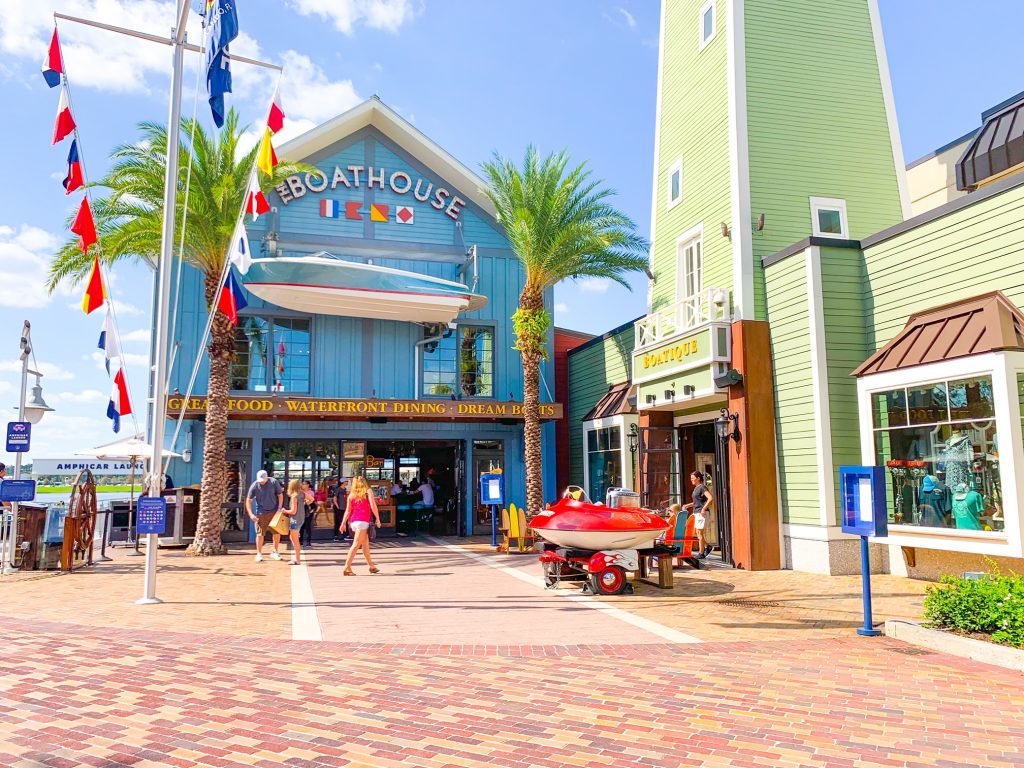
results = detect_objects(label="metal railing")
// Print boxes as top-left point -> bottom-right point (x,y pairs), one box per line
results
634,287 -> 732,349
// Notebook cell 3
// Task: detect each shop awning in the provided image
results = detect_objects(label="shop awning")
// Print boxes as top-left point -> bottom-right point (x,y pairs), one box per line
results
583,382 -> 636,421
853,291 -> 1024,377
956,96 -> 1024,191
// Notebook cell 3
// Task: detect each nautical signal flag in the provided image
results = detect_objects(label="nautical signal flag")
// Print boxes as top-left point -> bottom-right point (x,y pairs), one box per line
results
41,27 -> 63,88
107,368 -> 132,433
81,256 -> 106,315
245,179 -> 270,221
228,218 -> 251,275
320,199 -> 340,218
217,270 -> 248,325
267,82 -> 285,134
97,307 -> 120,374
63,139 -> 84,194
396,205 -> 414,224
369,203 -> 389,222
53,85 -> 76,144
71,197 -> 98,255
256,127 -> 277,176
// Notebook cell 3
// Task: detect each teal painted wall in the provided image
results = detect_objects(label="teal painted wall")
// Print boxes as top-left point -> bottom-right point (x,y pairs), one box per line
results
567,324 -> 636,486
764,252 -> 820,525
745,0 -> 904,320
649,0 -> 732,312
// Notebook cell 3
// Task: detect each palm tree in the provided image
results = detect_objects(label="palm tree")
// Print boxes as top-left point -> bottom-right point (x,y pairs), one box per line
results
47,109 -> 305,555
482,147 -> 648,513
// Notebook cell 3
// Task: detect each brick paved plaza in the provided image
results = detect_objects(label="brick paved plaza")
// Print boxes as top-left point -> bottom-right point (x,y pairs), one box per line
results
1,539 -> 1022,767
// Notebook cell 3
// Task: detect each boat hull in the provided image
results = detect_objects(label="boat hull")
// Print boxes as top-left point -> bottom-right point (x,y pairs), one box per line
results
243,256 -> 487,323
530,497 -> 669,552
533,528 -> 665,551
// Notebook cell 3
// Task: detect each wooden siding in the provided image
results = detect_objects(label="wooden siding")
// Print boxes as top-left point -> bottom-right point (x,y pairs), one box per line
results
567,326 -> 636,485
862,182 -> 1024,349
745,0 -> 903,319
764,252 -> 819,525
650,0 -> 733,311
819,245 -> 870,520
554,329 -> 595,492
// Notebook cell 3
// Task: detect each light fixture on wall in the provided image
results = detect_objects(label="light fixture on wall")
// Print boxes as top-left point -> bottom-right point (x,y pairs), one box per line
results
182,428 -> 193,463
664,389 -> 675,400
755,212 -> 766,231
627,423 -> 639,455
720,222 -> 730,239
715,408 -> 740,442
645,394 -> 656,405
683,384 -> 695,395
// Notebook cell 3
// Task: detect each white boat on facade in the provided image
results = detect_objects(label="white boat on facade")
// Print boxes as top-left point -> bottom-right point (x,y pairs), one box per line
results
242,253 -> 487,323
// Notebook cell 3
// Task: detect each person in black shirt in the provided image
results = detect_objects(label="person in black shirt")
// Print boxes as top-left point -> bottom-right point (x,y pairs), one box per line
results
332,479 -> 349,541
684,470 -> 715,558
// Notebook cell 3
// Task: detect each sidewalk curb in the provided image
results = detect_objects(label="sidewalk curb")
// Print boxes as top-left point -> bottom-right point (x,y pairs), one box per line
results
884,619 -> 1024,673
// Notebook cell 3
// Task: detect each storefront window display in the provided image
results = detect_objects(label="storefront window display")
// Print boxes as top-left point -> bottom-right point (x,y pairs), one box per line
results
231,315 -> 311,393
422,325 -> 494,398
872,376 -> 1003,531
586,426 -> 622,503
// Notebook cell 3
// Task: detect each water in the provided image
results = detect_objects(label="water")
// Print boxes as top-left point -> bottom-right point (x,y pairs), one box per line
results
36,491 -> 139,508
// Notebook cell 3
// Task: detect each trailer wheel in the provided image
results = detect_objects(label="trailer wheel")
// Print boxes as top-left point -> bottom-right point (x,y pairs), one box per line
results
589,565 -> 628,596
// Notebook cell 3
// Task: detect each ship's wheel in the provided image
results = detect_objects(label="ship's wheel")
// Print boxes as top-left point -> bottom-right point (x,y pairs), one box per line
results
67,469 -> 98,564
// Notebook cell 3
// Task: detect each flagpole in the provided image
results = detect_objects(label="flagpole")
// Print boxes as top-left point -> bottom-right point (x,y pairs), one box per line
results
138,0 -> 191,605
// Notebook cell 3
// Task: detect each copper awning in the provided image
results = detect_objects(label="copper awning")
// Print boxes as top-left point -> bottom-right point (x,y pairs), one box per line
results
583,381 -> 636,421
956,96 -> 1024,191
853,291 -> 1024,377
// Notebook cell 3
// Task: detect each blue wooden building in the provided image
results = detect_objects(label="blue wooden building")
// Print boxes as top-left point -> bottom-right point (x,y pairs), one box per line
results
164,98 -> 559,538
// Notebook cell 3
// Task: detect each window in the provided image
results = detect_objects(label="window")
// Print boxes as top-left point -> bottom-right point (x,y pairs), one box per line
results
699,0 -> 716,49
871,376 -> 1003,532
587,426 -> 622,503
422,324 -> 494,398
809,196 -> 849,238
676,230 -> 703,301
667,159 -> 683,208
230,314 -> 311,393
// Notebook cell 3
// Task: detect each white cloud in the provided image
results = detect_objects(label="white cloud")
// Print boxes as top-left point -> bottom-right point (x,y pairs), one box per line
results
0,224 -> 69,309
554,302 -> 569,314
618,8 -> 637,29
52,389 -> 107,404
90,350 -> 150,372
577,278 -> 611,294
120,329 -> 151,343
0,360 -> 75,381
289,0 -> 419,35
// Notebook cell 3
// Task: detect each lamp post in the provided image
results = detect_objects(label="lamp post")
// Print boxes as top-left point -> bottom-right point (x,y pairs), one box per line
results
715,408 -> 739,443
627,422 -> 639,492
3,321 -> 54,575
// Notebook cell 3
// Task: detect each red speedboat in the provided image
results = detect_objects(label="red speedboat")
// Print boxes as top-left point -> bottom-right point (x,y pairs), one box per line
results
531,487 -> 668,550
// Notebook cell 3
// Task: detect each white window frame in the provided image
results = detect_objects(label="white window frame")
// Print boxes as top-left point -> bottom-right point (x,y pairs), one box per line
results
582,415 -> 637,498
675,223 -> 704,303
809,196 -> 849,239
698,0 -> 716,50
667,158 -> 683,209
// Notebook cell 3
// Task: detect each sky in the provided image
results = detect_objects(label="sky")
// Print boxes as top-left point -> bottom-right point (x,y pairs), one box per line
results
0,0 -> 1020,464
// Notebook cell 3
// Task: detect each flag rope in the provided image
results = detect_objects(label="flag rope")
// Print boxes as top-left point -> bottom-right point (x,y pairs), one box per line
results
54,18 -> 140,435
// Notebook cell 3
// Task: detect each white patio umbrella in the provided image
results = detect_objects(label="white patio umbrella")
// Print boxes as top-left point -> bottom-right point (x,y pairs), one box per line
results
76,435 -> 182,552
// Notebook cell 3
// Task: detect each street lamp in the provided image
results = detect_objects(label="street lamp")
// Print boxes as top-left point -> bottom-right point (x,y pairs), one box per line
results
3,321 -> 54,574
627,422 -> 639,454
715,408 -> 740,442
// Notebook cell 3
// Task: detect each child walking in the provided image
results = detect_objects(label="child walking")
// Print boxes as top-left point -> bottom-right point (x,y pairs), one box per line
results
339,476 -> 382,575
284,478 -> 306,565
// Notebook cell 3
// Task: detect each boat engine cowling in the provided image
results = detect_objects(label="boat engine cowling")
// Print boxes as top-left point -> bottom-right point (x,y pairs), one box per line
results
605,487 -> 641,509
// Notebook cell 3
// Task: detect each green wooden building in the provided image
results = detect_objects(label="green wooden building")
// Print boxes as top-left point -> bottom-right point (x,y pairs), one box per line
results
569,0 -> 1024,578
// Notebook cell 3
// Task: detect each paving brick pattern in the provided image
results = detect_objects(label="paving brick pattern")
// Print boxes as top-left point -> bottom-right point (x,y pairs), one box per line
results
1,616 -> 1022,768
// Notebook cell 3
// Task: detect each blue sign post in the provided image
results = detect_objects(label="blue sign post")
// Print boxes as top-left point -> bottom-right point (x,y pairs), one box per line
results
479,471 -> 505,547
0,479 -> 36,502
5,422 -> 30,453
136,497 -> 168,536
840,465 -> 888,637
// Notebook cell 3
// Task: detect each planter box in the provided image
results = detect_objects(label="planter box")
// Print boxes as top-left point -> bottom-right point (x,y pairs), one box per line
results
885,619 -> 1024,673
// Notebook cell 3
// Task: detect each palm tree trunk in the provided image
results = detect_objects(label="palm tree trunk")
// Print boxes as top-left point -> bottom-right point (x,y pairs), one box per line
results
186,271 -> 233,556
518,287 -> 545,515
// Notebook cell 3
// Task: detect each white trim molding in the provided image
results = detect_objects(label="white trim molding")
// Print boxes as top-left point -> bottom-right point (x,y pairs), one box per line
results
673,222 -> 703,303
866,0 -> 911,221
581,416 -> 638,497
805,247 -> 836,527
667,157 -> 684,209
699,0 -> 717,50
726,0 -> 753,320
646,0 -> 669,314
809,196 -> 850,238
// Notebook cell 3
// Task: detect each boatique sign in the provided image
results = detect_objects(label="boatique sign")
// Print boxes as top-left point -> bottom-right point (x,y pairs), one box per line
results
166,395 -> 562,421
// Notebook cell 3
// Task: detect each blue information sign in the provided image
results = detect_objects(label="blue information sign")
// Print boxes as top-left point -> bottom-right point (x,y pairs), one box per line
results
6,421 -> 30,453
839,466 -> 888,537
0,479 -> 36,502
136,496 -> 167,535
479,472 -> 505,506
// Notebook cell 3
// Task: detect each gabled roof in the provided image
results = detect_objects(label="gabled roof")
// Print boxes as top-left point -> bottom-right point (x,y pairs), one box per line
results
584,382 -> 637,421
276,96 -> 497,218
853,291 -> 1024,377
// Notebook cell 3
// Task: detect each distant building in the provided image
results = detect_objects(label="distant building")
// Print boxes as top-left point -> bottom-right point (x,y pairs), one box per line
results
553,327 -> 593,494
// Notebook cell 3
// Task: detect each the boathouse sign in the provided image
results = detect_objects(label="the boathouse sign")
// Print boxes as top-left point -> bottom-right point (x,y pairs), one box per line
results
274,165 -> 467,221
166,395 -> 562,421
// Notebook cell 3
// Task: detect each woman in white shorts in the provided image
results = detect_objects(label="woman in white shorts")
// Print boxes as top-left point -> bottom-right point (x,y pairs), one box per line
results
339,476 -> 382,575
684,470 -> 715,559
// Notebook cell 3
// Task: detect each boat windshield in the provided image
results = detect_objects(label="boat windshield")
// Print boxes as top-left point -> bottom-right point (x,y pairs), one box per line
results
561,485 -> 593,504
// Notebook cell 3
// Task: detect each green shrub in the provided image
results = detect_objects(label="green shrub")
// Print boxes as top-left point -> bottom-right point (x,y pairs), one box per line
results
923,567 -> 1024,648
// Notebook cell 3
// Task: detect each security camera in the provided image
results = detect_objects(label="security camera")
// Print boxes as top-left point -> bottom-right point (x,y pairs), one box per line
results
713,368 -> 743,389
